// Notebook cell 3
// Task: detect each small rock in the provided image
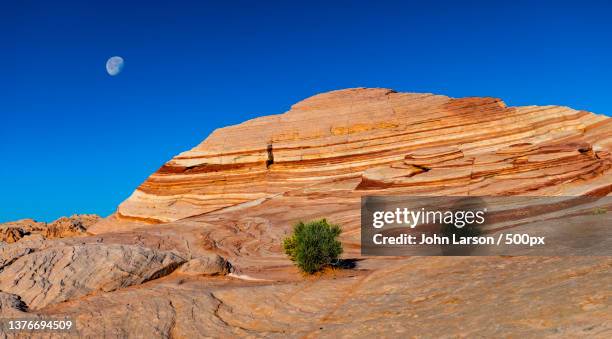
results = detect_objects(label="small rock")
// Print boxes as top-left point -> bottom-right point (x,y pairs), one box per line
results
177,253 -> 232,276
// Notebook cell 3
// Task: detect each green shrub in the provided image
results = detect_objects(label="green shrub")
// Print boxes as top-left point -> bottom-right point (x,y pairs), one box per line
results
283,219 -> 343,274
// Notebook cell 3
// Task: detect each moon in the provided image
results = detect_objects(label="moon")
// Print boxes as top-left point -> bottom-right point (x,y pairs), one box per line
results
106,56 -> 124,76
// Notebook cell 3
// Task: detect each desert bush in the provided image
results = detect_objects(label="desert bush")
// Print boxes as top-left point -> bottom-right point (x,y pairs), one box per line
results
283,219 -> 343,274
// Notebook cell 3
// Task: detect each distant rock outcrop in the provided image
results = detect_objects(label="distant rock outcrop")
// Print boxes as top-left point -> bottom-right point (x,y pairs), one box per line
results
0,214 -> 100,243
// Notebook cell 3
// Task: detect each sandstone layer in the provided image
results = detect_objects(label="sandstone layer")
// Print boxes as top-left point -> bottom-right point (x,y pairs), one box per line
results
110,88 -> 611,225
1,88 -> 610,338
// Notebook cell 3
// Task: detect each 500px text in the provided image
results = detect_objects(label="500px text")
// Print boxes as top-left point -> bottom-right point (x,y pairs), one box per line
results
373,233 -> 546,246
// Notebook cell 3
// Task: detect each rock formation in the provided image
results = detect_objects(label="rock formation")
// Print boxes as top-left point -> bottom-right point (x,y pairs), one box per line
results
176,253 -> 232,276
0,244 -> 185,309
0,214 -> 100,243
1,88 -> 610,337
112,88 -> 611,225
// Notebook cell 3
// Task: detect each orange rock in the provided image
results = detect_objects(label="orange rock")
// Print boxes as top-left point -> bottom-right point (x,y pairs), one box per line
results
0,215 -> 100,243
110,88 -> 610,225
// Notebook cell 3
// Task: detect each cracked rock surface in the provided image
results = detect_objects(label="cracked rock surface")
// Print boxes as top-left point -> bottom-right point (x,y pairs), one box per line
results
0,244 -> 186,309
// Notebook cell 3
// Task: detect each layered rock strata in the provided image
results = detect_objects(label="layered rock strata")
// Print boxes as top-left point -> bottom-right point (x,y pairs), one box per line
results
114,88 -> 611,224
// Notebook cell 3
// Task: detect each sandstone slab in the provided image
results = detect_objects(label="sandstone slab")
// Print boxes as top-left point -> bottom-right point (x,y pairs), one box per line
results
0,244 -> 185,309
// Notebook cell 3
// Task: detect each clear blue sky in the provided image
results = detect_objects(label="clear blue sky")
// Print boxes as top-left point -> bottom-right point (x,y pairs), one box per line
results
2,1 -> 611,222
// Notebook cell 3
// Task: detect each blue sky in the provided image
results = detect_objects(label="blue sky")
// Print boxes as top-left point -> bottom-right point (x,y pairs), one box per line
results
2,0 -> 611,222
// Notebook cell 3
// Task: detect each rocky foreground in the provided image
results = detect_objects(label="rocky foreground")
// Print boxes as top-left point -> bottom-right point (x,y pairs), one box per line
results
0,88 -> 610,338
